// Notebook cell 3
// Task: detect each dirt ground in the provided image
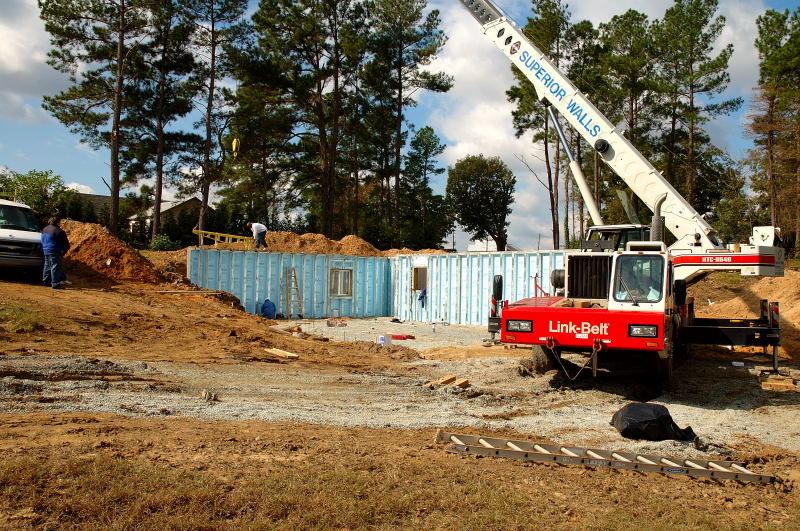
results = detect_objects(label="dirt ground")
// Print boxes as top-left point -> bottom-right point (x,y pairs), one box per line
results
1,232 -> 800,527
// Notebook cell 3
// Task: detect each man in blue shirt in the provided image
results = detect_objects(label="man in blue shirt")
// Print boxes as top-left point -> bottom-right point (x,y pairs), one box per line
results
41,217 -> 70,289
260,298 -> 276,319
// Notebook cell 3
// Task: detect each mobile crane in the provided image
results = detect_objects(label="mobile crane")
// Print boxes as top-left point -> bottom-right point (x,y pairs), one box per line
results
460,0 -> 785,381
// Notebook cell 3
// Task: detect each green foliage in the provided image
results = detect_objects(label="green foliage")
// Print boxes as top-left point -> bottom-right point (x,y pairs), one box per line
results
148,234 -> 181,251
652,0 -> 741,208
121,0 -> 199,238
238,0 -> 451,243
395,126 -> 452,249
708,164 -> 764,244
446,155 -> 515,251
173,0 -> 251,232
0,169 -> 75,223
747,7 -> 800,248
39,0 -> 151,234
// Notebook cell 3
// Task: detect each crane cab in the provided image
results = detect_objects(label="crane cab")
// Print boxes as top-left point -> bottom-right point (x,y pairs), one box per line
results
582,224 -> 650,252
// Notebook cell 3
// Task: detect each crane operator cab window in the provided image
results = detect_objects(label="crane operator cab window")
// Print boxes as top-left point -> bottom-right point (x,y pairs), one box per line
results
613,255 -> 665,303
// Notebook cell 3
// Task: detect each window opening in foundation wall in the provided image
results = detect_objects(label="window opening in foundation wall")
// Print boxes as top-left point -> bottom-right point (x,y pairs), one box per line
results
330,268 -> 353,296
413,267 -> 427,290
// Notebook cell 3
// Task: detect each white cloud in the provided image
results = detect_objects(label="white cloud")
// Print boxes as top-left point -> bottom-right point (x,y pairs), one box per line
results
0,0 -> 69,123
65,182 -> 96,194
0,92 -> 51,124
121,177 -> 179,203
426,1 -> 555,250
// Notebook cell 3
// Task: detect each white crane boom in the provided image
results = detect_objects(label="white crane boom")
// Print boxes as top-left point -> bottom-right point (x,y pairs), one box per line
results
458,0 -> 722,252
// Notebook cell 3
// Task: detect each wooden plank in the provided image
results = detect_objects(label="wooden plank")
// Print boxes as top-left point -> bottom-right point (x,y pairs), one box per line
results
156,290 -> 224,295
759,375 -> 797,391
426,375 -> 458,389
265,348 -> 300,360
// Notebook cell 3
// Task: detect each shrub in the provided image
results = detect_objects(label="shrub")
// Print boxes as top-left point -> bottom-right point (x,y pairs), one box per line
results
148,234 -> 181,251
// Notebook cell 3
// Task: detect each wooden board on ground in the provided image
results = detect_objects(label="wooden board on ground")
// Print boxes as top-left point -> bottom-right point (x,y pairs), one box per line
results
265,348 -> 300,360
759,375 -> 797,391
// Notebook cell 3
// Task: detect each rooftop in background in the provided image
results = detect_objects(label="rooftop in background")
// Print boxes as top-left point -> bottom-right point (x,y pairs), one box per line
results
467,239 -> 520,252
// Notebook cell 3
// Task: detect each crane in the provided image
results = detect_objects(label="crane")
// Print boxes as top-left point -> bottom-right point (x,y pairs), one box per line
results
459,0 -> 785,382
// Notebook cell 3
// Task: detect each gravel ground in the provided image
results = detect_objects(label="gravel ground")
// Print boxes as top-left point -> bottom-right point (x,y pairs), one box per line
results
2,349 -> 799,459
298,317 -> 491,350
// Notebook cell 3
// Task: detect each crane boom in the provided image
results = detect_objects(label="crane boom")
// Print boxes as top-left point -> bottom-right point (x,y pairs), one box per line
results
458,0 -> 722,251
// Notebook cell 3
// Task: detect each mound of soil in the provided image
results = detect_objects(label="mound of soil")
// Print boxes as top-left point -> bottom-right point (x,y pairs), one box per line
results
211,231 -> 445,257
383,247 -> 447,257
61,220 -> 163,284
692,270 -> 800,359
140,249 -> 187,277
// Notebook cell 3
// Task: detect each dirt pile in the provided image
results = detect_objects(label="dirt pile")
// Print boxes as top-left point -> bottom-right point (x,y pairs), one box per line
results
140,249 -> 187,278
213,231 -> 446,257
383,247 -> 447,257
61,220 -> 163,284
692,269 -> 800,358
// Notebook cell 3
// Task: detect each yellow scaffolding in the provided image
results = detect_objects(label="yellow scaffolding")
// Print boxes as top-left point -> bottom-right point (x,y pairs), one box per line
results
192,229 -> 253,248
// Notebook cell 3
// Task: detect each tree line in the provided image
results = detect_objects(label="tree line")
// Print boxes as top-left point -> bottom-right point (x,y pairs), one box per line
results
18,0 -> 800,253
32,0 -> 467,251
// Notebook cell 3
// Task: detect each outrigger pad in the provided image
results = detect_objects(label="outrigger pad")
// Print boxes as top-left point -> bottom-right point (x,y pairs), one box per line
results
611,403 -> 696,442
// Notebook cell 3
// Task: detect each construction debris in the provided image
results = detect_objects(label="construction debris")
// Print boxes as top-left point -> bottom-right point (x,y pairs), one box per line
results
201,389 -> 218,402
452,378 -> 470,388
424,375 -> 471,390
759,374 -> 797,391
265,348 -> 300,360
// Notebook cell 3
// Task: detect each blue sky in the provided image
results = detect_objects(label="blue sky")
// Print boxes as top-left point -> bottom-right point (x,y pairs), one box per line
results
0,0 -> 795,249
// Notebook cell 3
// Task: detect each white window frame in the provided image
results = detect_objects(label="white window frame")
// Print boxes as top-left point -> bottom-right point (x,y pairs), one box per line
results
329,268 -> 353,297
413,266 -> 428,291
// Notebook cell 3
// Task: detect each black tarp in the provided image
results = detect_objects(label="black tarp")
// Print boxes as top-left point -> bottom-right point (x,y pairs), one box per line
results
610,402 -> 697,441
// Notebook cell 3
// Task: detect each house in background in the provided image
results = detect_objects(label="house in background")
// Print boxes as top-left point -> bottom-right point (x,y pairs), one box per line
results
158,198 -> 210,224
467,239 -> 521,252
127,197 -> 212,231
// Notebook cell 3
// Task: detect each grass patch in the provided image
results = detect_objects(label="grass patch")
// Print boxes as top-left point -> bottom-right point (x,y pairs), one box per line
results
0,304 -> 46,332
1,447 -> 792,529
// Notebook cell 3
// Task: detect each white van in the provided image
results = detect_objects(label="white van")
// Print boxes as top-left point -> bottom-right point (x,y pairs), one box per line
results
0,199 -> 43,269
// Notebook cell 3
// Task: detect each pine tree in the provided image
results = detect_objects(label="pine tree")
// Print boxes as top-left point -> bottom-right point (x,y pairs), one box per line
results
652,0 -> 741,208
123,0 -> 198,238
368,0 -> 452,246
398,126 -> 451,249
39,0 -> 149,234
183,0 -> 249,231
507,0 -> 570,249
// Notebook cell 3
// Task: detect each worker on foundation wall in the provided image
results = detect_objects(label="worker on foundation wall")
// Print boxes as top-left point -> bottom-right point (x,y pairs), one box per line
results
247,222 -> 268,249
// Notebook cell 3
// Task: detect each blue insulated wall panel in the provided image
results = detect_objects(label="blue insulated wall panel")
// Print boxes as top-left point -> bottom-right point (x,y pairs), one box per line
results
187,249 -> 390,318
389,250 -> 567,326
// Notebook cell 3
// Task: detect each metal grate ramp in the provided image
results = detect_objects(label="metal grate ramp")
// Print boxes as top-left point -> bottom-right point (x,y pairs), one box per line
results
436,431 -> 773,484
